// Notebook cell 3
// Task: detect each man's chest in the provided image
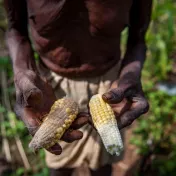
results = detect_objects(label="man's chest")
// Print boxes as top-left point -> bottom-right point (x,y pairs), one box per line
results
27,0 -> 132,37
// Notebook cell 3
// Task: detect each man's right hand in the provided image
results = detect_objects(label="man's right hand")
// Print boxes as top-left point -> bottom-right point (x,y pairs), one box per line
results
14,70 -> 89,155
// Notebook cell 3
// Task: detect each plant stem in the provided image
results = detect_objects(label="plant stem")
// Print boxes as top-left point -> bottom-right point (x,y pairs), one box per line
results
0,69 -> 31,170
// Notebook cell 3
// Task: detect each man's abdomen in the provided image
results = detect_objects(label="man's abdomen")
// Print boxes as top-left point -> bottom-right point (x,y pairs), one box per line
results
28,0 -> 126,77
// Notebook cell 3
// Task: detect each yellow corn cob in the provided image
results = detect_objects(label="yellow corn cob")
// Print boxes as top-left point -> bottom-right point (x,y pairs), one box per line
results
89,94 -> 123,155
29,97 -> 78,151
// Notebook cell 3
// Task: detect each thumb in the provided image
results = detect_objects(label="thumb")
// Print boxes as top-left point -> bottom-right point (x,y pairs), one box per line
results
102,88 -> 125,104
102,83 -> 133,104
24,86 -> 43,108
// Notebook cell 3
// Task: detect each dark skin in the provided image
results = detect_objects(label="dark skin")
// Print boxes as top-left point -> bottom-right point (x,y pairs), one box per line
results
4,0 -> 152,156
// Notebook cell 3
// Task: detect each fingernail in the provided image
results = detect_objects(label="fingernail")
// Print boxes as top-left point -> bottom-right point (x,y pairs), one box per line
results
77,112 -> 90,117
102,92 -> 112,100
52,150 -> 62,155
78,133 -> 83,139
49,145 -> 62,155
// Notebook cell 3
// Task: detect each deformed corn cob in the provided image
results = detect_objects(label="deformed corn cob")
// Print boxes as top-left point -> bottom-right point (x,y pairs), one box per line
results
29,97 -> 79,151
89,94 -> 123,155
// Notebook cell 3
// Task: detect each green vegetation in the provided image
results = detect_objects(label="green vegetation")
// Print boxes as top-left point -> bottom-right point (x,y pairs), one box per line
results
130,0 -> 176,175
0,0 -> 176,175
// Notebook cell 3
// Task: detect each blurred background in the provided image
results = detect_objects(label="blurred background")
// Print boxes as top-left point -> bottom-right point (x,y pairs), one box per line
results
0,0 -> 176,175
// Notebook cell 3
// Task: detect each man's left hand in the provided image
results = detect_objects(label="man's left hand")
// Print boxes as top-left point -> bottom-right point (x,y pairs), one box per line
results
102,77 -> 149,130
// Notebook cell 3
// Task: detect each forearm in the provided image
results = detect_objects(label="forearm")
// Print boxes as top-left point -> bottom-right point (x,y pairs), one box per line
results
119,0 -> 152,83
4,0 -> 36,74
119,41 -> 146,81
6,29 -> 36,74
103,0 -> 151,129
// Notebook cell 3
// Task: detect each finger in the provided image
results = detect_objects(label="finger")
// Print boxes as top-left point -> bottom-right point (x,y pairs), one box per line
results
118,96 -> 149,130
22,82 -> 42,108
102,81 -> 137,104
14,98 -> 42,136
47,143 -> 62,155
25,88 -> 43,107
111,98 -> 131,117
71,112 -> 90,129
102,88 -> 125,104
21,107 -> 42,135
61,129 -> 83,143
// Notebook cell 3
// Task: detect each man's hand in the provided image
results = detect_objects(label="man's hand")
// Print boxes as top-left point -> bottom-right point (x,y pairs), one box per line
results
100,0 -> 152,130
102,77 -> 149,130
14,70 -> 89,155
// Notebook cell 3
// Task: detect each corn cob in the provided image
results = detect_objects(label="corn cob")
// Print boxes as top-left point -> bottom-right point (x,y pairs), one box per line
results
89,94 -> 123,155
29,97 -> 79,151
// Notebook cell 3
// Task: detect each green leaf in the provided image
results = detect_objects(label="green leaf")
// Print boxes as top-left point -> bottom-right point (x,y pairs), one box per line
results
0,56 -> 9,67
16,167 -> 25,176
0,105 -> 6,113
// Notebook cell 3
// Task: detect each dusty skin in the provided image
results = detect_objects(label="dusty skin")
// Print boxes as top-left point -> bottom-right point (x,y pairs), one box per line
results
4,0 -> 152,175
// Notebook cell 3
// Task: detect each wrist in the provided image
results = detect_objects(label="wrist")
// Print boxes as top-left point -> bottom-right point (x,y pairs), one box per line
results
119,60 -> 142,81
120,42 -> 146,78
13,58 -> 36,75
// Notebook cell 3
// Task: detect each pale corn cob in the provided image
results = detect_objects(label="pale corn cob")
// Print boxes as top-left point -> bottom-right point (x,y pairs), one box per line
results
89,94 -> 123,155
29,97 -> 79,151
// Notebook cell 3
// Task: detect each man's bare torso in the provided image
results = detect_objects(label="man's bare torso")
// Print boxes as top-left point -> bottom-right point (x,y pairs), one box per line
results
27,0 -> 132,77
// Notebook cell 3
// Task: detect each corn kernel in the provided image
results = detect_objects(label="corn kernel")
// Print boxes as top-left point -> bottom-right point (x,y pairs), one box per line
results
65,119 -> 71,125
50,141 -> 55,147
63,124 -> 67,128
69,115 -> 76,120
29,97 -> 79,152
55,133 -> 61,139
66,108 -> 71,114
54,139 -> 58,143
57,127 -> 63,133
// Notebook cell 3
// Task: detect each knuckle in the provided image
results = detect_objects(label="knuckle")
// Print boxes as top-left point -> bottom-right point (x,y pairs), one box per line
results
110,88 -> 124,101
26,70 -> 36,78
123,115 -> 133,127
62,132 -> 74,143
14,103 -> 22,117
65,138 -> 73,143
26,71 -> 39,83
141,99 -> 149,114
14,70 -> 37,89
14,105 -> 18,115
126,114 -> 134,125
14,72 -> 22,85
126,119 -> 133,126
14,76 -> 18,84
